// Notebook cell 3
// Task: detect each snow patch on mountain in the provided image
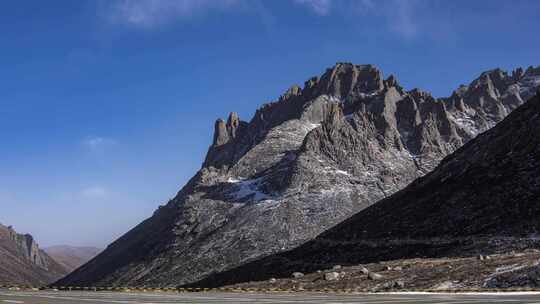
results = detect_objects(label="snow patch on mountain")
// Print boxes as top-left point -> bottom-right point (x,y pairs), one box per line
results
519,75 -> 540,97
227,176 -> 271,202
451,112 -> 481,136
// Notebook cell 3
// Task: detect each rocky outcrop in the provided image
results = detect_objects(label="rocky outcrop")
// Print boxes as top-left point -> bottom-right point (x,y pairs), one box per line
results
203,112 -> 248,168
0,224 -> 68,286
57,63 -> 540,288
188,92 -> 540,287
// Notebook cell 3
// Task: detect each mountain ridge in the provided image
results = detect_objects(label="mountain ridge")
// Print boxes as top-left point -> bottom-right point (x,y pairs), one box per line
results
0,224 -> 68,286
57,62 -> 540,287
187,91 -> 540,288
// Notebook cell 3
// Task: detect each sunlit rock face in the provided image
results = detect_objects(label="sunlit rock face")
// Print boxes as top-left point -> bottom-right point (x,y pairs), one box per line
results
0,224 -> 68,286
188,92 -> 540,288
57,63 -> 540,288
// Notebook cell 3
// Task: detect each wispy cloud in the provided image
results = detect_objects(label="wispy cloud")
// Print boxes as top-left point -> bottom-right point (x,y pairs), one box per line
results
294,0 -> 332,16
390,3 -> 417,39
82,136 -> 117,158
98,0 -> 429,39
292,0 -> 421,39
81,186 -> 109,198
101,0 -> 243,29
381,0 -> 418,39
82,136 -> 116,150
353,0 -> 420,39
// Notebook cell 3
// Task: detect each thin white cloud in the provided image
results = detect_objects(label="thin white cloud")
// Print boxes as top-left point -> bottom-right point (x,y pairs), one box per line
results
355,0 -> 375,12
387,0 -> 418,39
99,0 -> 426,39
81,186 -> 109,198
102,0 -> 243,29
82,136 -> 117,151
292,0 -> 421,39
294,0 -> 332,16
354,0 -> 419,39
82,137 -> 117,159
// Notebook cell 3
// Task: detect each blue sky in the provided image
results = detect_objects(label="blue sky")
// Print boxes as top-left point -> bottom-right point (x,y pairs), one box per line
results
1,0 -> 539,247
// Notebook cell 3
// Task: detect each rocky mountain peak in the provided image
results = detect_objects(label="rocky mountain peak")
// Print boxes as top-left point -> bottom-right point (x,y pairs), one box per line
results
205,112 -> 249,168
58,63 -> 540,288
450,84 -> 468,99
408,88 -> 432,100
480,67 -> 507,80
188,92 -> 540,289
512,67 -> 525,80
303,76 -> 319,93
279,85 -> 302,102
203,63 -> 396,173
212,112 -> 244,146
226,112 -> 241,137
316,63 -> 385,98
384,74 -> 401,91
212,118 -> 229,147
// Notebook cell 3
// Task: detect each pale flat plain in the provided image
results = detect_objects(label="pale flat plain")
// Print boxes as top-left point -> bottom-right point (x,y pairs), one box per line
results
2,290 -> 540,304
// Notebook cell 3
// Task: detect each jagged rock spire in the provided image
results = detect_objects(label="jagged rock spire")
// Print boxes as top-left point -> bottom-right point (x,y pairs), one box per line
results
384,74 -> 399,88
279,85 -> 302,102
212,112 -> 243,147
317,63 -> 385,98
227,112 -> 240,138
213,118 -> 229,147
512,67 -> 524,80
205,112 -> 249,168
324,102 -> 343,126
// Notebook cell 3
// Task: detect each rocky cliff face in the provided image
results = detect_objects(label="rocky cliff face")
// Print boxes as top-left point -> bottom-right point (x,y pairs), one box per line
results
188,92 -> 540,288
0,224 -> 68,286
57,63 -> 540,288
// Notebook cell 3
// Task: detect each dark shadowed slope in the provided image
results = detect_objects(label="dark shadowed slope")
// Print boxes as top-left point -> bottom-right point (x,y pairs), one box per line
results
58,64 -> 540,287
0,224 -> 68,286
44,246 -> 101,273
189,92 -> 540,288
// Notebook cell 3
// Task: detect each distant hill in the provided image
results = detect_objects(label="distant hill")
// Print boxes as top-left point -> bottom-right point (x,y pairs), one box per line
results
0,224 -> 68,286
44,245 -> 101,273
